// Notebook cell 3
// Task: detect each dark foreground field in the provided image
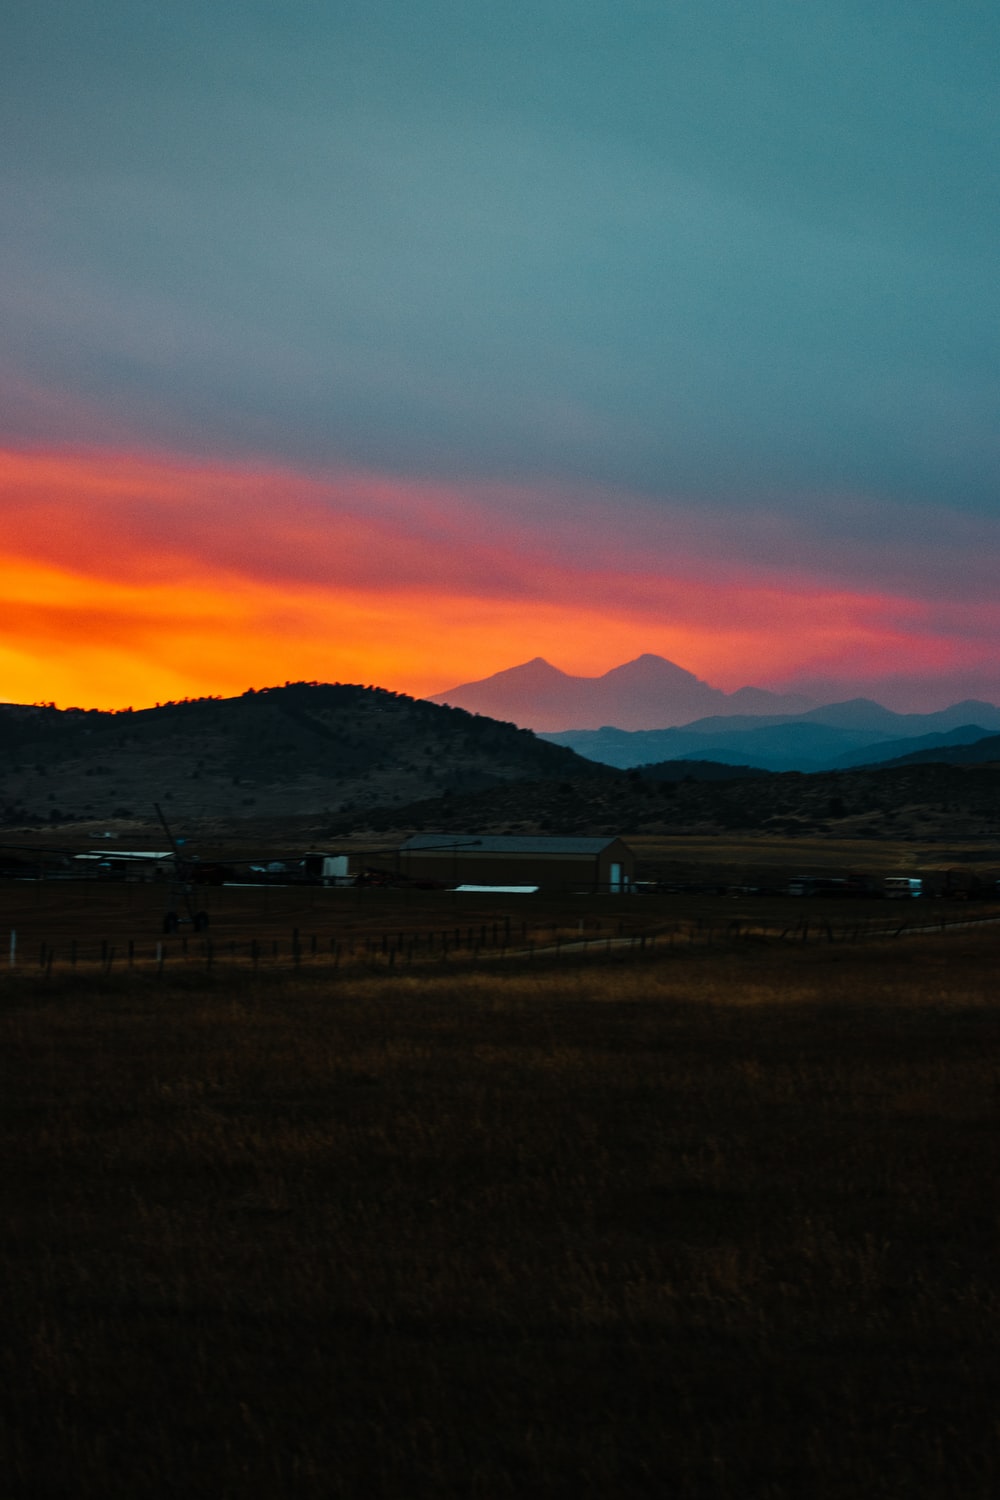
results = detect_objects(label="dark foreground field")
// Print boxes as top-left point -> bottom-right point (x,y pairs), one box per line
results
2,934 -> 998,1498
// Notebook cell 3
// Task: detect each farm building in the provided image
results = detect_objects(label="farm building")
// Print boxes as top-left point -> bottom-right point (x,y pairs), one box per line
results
73,850 -> 174,881
385,833 -> 636,894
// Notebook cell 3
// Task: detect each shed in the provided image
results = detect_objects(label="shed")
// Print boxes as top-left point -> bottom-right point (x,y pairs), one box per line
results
391,833 -> 635,894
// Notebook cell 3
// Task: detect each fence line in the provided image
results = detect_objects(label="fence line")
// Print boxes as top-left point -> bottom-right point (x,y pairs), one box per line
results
4,907 -> 1000,980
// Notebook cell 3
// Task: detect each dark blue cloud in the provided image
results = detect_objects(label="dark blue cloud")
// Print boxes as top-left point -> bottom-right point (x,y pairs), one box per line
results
2,1 -> 998,525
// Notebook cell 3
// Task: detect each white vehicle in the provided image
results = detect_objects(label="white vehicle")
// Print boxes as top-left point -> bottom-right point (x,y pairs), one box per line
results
885,877 -> 922,898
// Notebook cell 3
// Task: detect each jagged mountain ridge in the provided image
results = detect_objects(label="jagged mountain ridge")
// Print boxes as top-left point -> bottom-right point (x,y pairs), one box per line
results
429,654 -> 814,731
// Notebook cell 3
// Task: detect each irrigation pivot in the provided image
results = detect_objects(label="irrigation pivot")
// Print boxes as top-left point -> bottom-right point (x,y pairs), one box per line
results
154,802 -> 210,935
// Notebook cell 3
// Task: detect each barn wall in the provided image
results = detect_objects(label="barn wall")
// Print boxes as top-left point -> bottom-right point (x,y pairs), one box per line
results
395,841 -> 635,891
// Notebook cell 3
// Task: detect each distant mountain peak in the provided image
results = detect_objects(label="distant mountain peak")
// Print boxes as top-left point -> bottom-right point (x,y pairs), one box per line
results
599,654 -> 712,686
435,657 -> 568,695
491,656 -> 557,673
613,652 -> 688,668
428,655 -> 813,731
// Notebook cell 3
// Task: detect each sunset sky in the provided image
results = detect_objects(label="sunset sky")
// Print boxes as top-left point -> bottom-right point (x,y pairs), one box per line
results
3,2 -> 999,712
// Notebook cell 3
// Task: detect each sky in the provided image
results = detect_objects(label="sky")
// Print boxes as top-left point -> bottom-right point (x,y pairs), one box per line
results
2,1 -> 999,712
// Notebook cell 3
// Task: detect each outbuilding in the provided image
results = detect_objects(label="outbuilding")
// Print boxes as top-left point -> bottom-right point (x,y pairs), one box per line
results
391,833 -> 636,894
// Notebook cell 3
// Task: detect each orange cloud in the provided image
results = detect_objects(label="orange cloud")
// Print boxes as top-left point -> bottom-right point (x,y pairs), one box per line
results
2,444 -> 999,710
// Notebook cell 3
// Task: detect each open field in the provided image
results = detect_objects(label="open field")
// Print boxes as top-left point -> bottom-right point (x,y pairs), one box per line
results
624,831 -> 1000,886
2,926 -> 999,1498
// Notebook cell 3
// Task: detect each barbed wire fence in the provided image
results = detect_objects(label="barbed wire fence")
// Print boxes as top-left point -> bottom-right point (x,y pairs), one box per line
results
5,906 -> 998,982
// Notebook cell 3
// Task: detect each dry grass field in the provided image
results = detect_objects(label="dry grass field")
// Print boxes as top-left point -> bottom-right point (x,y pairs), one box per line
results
2,902 -> 999,1498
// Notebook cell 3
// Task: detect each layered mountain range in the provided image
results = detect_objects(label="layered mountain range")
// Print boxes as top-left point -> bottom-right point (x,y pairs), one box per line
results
429,655 -> 813,732
544,713 -> 1000,774
430,656 -> 1000,772
3,680 -> 1000,843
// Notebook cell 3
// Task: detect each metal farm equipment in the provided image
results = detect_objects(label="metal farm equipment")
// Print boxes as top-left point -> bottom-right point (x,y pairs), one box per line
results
155,802 -> 210,934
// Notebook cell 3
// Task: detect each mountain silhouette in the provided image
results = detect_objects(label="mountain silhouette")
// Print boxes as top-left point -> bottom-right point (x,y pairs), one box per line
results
429,654 -> 813,731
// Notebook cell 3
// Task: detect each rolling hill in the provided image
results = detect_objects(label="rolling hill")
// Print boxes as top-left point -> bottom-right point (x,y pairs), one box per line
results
5,681 -> 1000,848
341,758 -> 1000,847
0,683 -> 607,831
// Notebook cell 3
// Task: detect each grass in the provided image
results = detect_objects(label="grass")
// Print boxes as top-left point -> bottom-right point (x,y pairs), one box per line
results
2,932 -> 999,1497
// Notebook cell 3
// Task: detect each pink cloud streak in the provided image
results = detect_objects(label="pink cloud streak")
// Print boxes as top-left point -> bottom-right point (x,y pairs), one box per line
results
2,443 -> 999,708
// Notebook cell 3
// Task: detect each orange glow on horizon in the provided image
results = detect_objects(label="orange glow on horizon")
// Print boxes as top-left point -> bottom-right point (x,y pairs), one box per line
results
2,444 -> 996,711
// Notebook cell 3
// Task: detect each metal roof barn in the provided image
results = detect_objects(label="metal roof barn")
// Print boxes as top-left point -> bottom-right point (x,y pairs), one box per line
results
388,834 -> 636,893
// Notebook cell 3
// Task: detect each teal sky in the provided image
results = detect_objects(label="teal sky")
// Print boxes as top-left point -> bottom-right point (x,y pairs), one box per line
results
2,2 -> 999,708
